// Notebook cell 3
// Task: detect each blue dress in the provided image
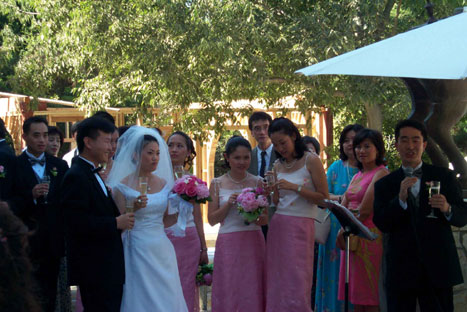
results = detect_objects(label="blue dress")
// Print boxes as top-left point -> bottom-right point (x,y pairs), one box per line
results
315,160 -> 358,312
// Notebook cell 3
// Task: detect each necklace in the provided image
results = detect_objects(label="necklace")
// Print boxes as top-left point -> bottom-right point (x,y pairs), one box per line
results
227,172 -> 249,184
283,158 -> 297,169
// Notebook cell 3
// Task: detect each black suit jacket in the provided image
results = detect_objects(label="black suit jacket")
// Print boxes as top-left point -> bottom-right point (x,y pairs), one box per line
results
248,146 -> 277,176
0,150 -> 16,202
373,163 -> 467,291
61,157 -> 124,287
0,140 -> 15,156
13,152 -> 69,261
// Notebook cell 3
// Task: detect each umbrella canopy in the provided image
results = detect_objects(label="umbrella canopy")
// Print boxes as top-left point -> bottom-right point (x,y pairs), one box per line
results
295,11 -> 467,80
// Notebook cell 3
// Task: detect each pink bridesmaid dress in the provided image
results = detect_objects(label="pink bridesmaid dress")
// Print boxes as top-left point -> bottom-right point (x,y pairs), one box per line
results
166,215 -> 201,312
266,157 -> 319,312
211,188 -> 266,312
337,165 -> 384,306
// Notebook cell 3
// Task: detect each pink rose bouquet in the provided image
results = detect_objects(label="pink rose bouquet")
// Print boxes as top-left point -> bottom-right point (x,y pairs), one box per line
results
236,187 -> 268,225
172,175 -> 211,204
196,263 -> 213,286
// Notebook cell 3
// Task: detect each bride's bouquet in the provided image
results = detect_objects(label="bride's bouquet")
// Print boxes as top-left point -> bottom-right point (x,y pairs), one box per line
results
172,175 -> 211,204
196,263 -> 213,286
236,187 -> 268,225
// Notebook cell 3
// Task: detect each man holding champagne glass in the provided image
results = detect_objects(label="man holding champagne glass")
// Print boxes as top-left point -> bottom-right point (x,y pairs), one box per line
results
374,119 -> 467,312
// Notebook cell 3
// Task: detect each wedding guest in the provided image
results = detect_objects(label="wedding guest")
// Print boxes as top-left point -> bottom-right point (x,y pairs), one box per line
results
62,122 -> 80,167
336,128 -> 388,312
265,117 -> 328,312
99,126 -> 119,181
208,136 -> 267,312
374,120 -> 467,312
93,110 -> 115,125
46,127 -> 72,312
167,131 -> 208,312
302,136 -> 320,155
247,111 -> 276,238
0,117 -> 14,155
0,202 -> 41,312
61,117 -> 133,312
315,124 -> 363,312
13,116 -> 69,312
46,126 -> 64,157
0,145 -> 16,203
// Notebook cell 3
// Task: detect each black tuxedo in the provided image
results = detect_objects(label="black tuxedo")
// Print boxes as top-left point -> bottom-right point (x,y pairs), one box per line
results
373,163 -> 467,311
0,150 -> 16,202
61,157 -> 124,311
0,139 -> 15,156
13,151 -> 68,312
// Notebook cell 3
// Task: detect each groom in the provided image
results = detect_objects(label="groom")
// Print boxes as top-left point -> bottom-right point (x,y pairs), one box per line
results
61,116 -> 134,312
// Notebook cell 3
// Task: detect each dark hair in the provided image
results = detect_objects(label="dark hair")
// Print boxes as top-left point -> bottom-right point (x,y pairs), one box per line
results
248,111 -> 272,131
0,118 -> 7,139
131,135 -> 158,165
153,127 -> 163,136
268,117 -> 307,160
70,121 -> 81,136
302,136 -> 320,154
118,125 -> 131,137
223,136 -> 252,168
0,203 -> 41,312
48,126 -> 64,147
339,124 -> 364,161
76,117 -> 115,153
92,111 -> 115,125
168,131 -> 197,169
395,119 -> 427,142
353,128 -> 386,170
22,116 -> 48,135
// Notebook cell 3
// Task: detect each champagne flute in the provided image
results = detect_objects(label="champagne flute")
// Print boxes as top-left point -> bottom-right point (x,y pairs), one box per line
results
173,165 -> 185,179
139,176 -> 148,195
41,175 -> 51,204
427,181 -> 440,218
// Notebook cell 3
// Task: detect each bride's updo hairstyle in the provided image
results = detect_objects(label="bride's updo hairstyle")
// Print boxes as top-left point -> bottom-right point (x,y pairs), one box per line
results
223,136 -> 251,169
131,135 -> 159,165
268,117 -> 307,161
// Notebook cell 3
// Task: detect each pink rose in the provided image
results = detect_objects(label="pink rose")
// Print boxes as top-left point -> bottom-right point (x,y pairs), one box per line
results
173,181 -> 187,194
185,183 -> 197,197
0,166 -> 4,173
196,184 -> 210,199
203,273 -> 212,286
255,187 -> 264,195
257,195 -> 268,207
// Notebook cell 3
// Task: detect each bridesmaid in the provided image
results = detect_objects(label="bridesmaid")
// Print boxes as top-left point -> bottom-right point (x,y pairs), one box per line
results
208,136 -> 267,312
336,129 -> 388,312
266,117 -> 329,312
166,131 -> 208,312
315,124 -> 363,312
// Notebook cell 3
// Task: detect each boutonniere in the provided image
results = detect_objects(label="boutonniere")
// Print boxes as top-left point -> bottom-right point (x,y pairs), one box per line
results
50,167 -> 58,177
0,165 -> 5,178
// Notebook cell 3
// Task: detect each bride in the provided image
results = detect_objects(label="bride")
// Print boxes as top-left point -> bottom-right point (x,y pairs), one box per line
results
107,126 -> 188,312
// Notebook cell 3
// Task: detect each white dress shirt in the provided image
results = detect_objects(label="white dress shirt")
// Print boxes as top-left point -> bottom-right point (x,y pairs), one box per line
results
79,156 -> 108,197
25,150 -> 46,180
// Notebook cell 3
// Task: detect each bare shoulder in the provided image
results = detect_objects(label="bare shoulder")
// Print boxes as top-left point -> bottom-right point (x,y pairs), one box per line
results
373,167 -> 390,181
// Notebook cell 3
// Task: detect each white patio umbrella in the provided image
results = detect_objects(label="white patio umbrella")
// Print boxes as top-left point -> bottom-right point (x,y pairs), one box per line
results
295,11 -> 467,80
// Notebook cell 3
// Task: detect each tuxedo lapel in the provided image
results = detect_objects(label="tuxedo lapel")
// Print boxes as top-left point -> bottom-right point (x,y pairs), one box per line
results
18,152 -> 40,186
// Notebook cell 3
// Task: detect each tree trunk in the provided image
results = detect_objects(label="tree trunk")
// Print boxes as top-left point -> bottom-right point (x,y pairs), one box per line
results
364,101 -> 383,131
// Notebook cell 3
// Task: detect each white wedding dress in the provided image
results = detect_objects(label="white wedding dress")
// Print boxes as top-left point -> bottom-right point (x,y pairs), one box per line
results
117,182 -> 188,312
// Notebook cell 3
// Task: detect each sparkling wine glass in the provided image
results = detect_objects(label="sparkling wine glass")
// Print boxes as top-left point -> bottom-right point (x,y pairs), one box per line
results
139,176 -> 148,195
41,175 -> 51,204
173,165 -> 184,179
427,181 -> 440,218
265,174 -> 276,207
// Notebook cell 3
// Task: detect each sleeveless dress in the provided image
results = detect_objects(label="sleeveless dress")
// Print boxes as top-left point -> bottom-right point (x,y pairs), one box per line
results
165,211 -> 201,312
266,158 -> 319,312
337,165 -> 384,306
116,183 -> 188,312
211,187 -> 266,312
315,160 -> 358,312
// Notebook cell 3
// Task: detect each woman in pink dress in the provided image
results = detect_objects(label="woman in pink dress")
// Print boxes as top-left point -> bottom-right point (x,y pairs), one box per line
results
208,136 -> 267,312
337,129 -> 389,312
166,131 -> 208,312
266,117 -> 329,312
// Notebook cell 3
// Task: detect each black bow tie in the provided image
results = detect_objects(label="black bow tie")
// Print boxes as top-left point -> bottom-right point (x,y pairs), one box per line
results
92,166 -> 103,174
405,167 -> 422,178
29,157 -> 45,166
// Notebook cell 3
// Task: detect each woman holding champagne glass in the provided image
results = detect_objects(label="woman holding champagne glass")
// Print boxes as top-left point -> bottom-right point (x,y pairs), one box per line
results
166,131 -> 208,312
107,126 -> 187,312
208,136 -> 267,312
265,117 -> 329,312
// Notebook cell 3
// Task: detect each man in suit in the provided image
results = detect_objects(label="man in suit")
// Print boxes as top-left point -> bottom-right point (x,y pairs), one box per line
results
0,117 -> 14,155
373,119 -> 467,312
0,149 -> 16,203
62,121 -> 80,167
247,111 -> 277,238
13,116 -> 69,312
61,116 -> 134,312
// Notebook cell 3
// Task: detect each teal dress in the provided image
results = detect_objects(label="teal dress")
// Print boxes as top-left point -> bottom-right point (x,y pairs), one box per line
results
315,160 -> 358,312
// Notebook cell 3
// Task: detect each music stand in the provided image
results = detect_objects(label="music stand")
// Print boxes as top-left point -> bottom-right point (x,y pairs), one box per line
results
322,199 -> 378,312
